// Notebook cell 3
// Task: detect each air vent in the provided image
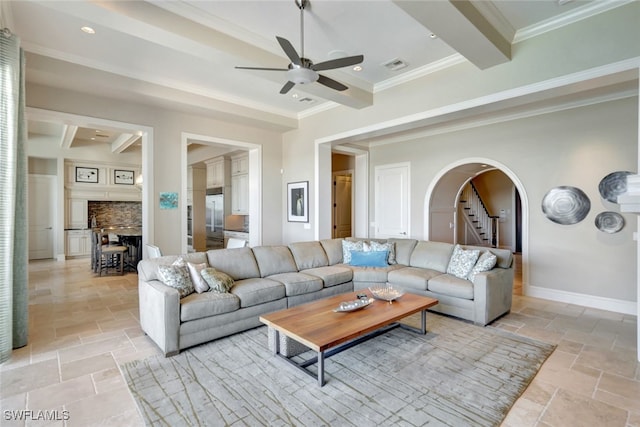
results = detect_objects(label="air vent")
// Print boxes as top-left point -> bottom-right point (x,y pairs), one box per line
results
298,97 -> 316,103
383,58 -> 408,71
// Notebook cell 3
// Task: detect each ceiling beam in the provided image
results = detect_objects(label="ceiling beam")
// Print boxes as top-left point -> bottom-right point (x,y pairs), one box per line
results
393,0 -> 511,70
111,133 -> 139,154
35,1 -> 373,110
60,124 -> 78,149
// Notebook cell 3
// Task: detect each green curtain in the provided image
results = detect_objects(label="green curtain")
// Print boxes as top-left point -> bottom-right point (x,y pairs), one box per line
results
0,28 -> 28,364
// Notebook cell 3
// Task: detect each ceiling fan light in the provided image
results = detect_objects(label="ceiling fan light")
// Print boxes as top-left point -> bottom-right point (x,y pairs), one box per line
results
287,67 -> 318,84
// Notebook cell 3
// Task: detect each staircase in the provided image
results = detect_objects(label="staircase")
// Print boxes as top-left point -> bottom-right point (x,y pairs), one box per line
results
459,183 -> 499,248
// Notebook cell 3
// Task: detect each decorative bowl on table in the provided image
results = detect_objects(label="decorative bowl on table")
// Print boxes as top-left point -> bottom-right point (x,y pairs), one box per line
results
333,298 -> 374,312
369,285 -> 405,304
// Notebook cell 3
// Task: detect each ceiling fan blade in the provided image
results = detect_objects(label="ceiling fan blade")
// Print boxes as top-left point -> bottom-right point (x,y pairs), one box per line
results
317,74 -> 348,92
235,66 -> 288,71
280,81 -> 296,94
311,55 -> 364,71
276,36 -> 302,66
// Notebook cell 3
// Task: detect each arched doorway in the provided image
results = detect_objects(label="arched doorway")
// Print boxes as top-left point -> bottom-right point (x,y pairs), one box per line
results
424,159 -> 528,294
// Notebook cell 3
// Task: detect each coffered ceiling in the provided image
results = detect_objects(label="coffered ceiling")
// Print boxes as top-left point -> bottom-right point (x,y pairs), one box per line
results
5,0 -> 633,146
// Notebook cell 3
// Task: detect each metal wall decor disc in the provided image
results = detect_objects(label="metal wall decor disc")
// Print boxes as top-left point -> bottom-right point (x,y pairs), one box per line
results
595,211 -> 624,233
599,171 -> 632,203
541,186 -> 590,225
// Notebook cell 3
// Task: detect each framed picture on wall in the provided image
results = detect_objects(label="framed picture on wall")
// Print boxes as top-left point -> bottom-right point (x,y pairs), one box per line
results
75,167 -> 98,183
287,181 -> 308,222
114,169 -> 134,185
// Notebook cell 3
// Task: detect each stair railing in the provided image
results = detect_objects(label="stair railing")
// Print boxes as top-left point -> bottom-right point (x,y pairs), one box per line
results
459,182 -> 499,247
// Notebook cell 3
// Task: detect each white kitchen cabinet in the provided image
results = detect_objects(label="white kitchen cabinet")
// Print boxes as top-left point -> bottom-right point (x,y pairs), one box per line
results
231,173 -> 249,215
66,229 -> 92,257
205,157 -> 228,188
66,199 -> 88,229
231,154 -> 248,176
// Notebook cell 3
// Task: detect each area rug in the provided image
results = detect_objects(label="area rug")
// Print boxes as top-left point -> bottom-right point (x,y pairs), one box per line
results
121,314 -> 555,426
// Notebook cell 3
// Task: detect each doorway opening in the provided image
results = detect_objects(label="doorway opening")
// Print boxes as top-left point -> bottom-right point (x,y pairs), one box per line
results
425,159 -> 528,294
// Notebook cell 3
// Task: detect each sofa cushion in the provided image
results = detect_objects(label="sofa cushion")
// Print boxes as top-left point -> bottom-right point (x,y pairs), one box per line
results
266,272 -> 323,296
207,247 -> 260,280
157,265 -> 194,298
201,268 -> 234,293
428,274 -> 474,300
341,240 -> 363,264
387,238 -> 418,266
179,252 -> 209,265
180,292 -> 240,322
468,251 -> 498,282
230,278 -> 285,308
351,264 -> 404,283
320,238 -> 344,265
446,244 -> 480,279
387,267 -> 444,291
409,241 -> 454,272
252,246 -> 298,277
301,265 -> 353,287
288,241 -> 329,270
349,250 -> 388,267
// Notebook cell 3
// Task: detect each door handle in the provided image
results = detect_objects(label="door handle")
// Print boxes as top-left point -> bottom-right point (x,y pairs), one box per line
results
400,232 -> 406,235
45,227 -> 53,230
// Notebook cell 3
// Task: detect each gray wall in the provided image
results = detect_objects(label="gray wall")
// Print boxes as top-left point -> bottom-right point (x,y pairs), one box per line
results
368,97 -> 637,303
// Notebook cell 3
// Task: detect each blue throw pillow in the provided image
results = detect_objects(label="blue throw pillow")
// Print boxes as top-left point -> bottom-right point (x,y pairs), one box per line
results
349,250 -> 389,267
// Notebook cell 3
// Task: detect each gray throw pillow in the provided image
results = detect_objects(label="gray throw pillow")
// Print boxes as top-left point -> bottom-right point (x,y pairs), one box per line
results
201,268 -> 234,293
467,251 -> 498,282
157,265 -> 195,298
446,244 -> 480,279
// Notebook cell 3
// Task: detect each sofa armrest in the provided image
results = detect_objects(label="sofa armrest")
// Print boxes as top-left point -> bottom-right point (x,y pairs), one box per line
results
138,279 -> 181,356
471,267 -> 514,325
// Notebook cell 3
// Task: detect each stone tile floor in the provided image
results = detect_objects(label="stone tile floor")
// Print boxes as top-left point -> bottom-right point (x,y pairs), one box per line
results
0,257 -> 638,426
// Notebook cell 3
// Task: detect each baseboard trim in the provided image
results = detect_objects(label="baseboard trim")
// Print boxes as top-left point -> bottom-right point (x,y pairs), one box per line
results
525,285 -> 636,316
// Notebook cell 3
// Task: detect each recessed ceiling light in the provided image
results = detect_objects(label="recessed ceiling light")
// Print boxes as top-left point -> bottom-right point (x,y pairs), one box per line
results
353,65 -> 362,72
81,26 -> 95,34
429,33 -> 437,39
291,93 -> 299,99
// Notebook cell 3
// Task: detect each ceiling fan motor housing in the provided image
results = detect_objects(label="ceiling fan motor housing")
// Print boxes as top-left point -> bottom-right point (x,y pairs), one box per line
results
287,67 -> 319,84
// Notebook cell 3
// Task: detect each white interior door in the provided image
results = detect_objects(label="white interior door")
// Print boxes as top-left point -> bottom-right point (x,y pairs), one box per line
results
332,172 -> 353,238
374,163 -> 410,238
29,175 -> 56,260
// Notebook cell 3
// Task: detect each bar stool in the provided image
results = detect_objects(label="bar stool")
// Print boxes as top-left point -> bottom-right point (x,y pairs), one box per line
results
96,232 -> 129,276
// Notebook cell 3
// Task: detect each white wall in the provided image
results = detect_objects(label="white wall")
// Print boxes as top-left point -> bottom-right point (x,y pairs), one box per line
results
26,84 -> 284,255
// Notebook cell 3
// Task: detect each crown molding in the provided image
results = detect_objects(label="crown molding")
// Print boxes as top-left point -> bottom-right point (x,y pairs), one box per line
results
514,0 -> 636,43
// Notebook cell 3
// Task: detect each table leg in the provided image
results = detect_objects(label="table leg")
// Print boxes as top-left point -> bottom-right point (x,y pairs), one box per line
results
420,309 -> 426,335
273,330 -> 280,356
317,351 -> 325,386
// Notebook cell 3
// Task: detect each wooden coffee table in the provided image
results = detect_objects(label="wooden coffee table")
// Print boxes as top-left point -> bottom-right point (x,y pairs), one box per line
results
259,291 -> 439,386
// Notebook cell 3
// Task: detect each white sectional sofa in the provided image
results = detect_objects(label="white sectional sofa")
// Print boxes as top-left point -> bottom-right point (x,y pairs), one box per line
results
137,238 -> 514,356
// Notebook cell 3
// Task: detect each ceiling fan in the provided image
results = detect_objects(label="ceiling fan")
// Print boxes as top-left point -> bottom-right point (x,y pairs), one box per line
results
235,0 -> 364,95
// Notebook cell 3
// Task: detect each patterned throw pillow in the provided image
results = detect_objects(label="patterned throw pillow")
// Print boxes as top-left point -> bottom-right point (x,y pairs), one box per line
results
157,265 -> 195,298
201,268 -> 234,293
446,244 -> 481,279
367,241 -> 396,265
342,240 -> 364,264
187,262 -> 209,293
467,251 -> 498,282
